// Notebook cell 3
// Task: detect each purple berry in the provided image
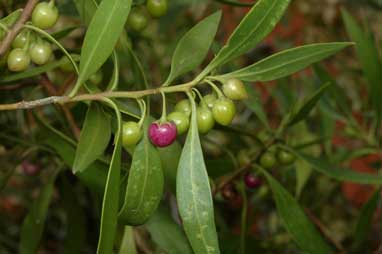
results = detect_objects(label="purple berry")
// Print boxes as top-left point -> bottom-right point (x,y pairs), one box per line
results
148,122 -> 177,147
21,161 -> 40,176
244,173 -> 262,189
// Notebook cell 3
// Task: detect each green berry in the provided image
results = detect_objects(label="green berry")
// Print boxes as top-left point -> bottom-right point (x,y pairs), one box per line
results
237,149 -> 251,166
259,152 -> 276,169
203,94 -> 217,109
212,98 -> 236,126
31,2 -> 59,30
127,10 -> 148,32
12,31 -> 28,49
122,121 -> 142,147
89,71 -> 103,85
197,107 -> 214,134
146,0 -> 168,18
60,56 -> 75,72
29,41 -> 52,65
7,48 -> 30,72
222,78 -> 248,100
174,99 -> 191,117
167,111 -> 189,135
277,150 -> 295,165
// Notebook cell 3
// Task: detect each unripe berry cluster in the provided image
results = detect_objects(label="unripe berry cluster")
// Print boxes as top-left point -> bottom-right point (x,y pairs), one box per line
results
127,0 -> 168,32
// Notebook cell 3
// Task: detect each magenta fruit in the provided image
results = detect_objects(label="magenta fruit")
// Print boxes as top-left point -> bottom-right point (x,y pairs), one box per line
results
21,161 -> 40,176
243,172 -> 262,189
148,122 -> 177,147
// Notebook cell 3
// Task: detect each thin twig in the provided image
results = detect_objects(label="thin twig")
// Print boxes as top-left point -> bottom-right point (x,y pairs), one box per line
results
0,0 -> 39,56
40,75 -> 81,140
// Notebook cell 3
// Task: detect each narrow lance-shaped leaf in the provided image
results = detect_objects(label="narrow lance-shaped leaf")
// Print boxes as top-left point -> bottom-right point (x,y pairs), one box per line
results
72,0 -> 132,95
118,121 -> 164,225
289,148 -> 382,185
341,9 -> 382,122
260,169 -> 333,254
145,205 -> 193,254
73,102 -> 111,173
97,100 -> 122,254
244,85 -> 270,130
177,94 -> 220,254
19,168 -> 60,254
165,11 -> 221,85
218,43 -> 352,82
204,0 -> 291,72
73,0 -> 98,26
352,189 -> 381,251
118,226 -> 137,254
287,82 -> 331,127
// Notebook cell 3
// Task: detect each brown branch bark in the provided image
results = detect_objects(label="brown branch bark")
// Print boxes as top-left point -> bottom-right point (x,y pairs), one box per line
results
40,75 -> 81,140
0,0 -> 38,57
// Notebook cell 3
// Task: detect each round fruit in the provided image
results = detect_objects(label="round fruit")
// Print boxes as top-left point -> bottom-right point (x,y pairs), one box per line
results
221,183 -> 237,201
167,111 -> 189,135
259,151 -> 276,169
212,98 -> 236,126
222,78 -> 248,100
243,172 -> 262,189
203,94 -> 217,109
59,57 -> 75,72
146,0 -> 168,18
21,161 -> 40,176
31,2 -> 59,29
148,122 -> 177,147
89,71 -> 103,85
237,149 -> 251,166
7,48 -> 30,72
127,10 -> 148,32
29,41 -> 52,65
197,107 -> 214,134
174,99 -> 191,117
277,150 -> 295,165
12,31 -> 28,49
122,122 -> 142,147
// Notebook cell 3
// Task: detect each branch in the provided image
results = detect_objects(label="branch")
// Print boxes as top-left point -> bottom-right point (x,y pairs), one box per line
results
0,0 -> 38,57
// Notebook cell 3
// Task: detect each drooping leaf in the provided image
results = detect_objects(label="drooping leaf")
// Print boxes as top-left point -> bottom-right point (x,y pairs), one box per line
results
290,149 -> 382,185
118,226 -> 137,254
73,0 -> 98,25
295,160 -> 312,199
165,11 -> 221,85
72,0 -> 132,94
287,83 -> 331,127
19,168 -> 60,254
97,100 -> 122,254
204,0 -> 291,72
261,169 -> 333,254
177,94 -> 220,254
218,43 -> 352,81
146,205 -> 193,254
341,9 -> 382,121
61,177 -> 86,254
352,189 -> 381,252
158,142 -> 182,193
73,103 -> 111,173
244,85 -> 270,130
119,121 -> 164,225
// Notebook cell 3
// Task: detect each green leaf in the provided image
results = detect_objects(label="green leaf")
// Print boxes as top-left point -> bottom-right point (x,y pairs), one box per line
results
165,11 -> 221,85
19,168 -> 60,254
73,103 -> 111,173
244,85 -> 270,130
295,160 -> 312,199
158,142 -> 182,193
0,9 -> 22,26
176,94 -> 220,254
97,100 -> 122,254
61,177 -> 86,254
146,205 -> 193,254
260,169 -> 333,254
118,226 -> 137,254
290,149 -> 382,184
72,0 -> 132,94
52,26 -> 79,40
73,0 -> 98,25
119,122 -> 164,225
205,0 -> 291,71
219,43 -> 352,82
352,189 -> 381,251
341,9 -> 382,121
287,83 -> 331,127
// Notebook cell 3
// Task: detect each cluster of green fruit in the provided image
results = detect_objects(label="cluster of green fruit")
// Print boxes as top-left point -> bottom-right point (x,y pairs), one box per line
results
122,78 -> 248,148
127,0 -> 168,32
2,1 -> 58,72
